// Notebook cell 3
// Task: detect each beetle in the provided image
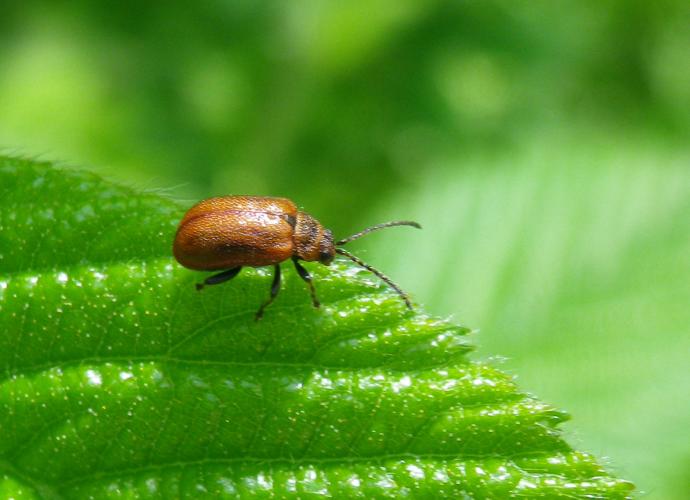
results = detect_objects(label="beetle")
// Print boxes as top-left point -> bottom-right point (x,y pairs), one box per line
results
173,196 -> 420,320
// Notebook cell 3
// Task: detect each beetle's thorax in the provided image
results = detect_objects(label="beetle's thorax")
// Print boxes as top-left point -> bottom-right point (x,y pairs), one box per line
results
293,211 -> 335,264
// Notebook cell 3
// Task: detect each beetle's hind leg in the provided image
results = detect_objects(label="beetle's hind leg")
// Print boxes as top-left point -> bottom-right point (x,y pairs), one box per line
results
196,267 -> 242,290
292,258 -> 320,308
255,265 -> 281,320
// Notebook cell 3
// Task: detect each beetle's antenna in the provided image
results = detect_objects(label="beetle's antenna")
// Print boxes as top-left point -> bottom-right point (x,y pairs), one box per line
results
335,248 -> 413,309
336,220 -> 421,246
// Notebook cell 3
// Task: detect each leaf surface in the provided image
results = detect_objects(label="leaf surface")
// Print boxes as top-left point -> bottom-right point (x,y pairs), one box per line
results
0,156 -> 633,498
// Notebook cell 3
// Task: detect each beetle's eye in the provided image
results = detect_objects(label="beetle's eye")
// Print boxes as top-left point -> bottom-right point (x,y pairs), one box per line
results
320,250 -> 334,265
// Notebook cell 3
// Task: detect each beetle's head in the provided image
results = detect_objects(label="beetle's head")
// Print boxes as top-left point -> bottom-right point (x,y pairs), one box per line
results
294,211 -> 335,264
318,229 -> 335,265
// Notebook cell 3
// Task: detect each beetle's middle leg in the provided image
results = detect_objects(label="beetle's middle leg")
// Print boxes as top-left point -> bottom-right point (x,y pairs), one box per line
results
292,257 -> 320,308
196,267 -> 242,290
255,264 -> 281,320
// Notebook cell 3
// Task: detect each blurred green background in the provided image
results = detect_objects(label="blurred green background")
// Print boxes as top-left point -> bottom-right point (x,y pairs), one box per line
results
1,1 -> 689,497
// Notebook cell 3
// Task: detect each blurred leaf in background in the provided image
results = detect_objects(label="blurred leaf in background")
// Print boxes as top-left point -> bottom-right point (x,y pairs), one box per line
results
366,131 -> 690,499
0,1 -> 688,498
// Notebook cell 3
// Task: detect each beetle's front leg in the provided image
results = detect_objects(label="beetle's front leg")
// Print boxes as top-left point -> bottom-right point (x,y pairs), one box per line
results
292,257 -> 320,308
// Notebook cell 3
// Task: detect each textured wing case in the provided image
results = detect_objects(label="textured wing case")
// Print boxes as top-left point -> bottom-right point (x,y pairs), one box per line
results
173,196 -> 297,270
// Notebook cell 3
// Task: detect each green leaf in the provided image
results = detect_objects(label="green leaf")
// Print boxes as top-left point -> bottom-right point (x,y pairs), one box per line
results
0,155 -> 633,498
367,132 -> 690,498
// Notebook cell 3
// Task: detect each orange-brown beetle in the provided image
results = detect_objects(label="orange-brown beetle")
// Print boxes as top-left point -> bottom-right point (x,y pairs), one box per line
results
173,196 -> 420,319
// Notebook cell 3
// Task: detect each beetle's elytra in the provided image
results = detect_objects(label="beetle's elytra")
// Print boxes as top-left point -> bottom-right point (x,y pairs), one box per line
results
173,196 -> 420,320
